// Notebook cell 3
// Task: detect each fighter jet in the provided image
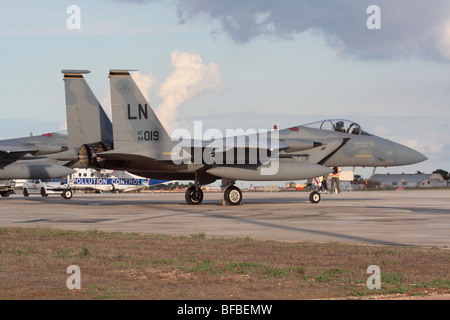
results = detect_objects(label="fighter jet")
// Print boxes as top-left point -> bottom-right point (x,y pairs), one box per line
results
0,132 -> 75,180
63,69 -> 427,205
0,68 -> 115,182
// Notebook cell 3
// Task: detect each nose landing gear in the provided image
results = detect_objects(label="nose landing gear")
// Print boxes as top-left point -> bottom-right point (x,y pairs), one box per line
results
309,191 -> 321,204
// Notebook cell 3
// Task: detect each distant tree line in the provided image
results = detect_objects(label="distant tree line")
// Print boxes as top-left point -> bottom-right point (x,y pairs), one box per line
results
433,169 -> 449,181
149,181 -> 194,190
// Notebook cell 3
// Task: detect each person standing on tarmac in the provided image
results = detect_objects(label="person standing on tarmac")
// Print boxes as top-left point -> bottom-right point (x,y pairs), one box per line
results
320,174 -> 329,193
330,167 -> 341,194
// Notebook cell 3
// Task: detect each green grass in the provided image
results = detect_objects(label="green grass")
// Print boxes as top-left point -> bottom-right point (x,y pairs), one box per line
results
1,226 -> 449,299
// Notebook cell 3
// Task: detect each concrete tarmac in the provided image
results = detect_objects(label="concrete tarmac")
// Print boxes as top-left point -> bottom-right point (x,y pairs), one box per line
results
0,190 -> 449,247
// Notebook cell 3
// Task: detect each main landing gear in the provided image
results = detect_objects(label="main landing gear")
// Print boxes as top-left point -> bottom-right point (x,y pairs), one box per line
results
222,179 -> 242,205
185,176 -> 243,206
224,185 -> 242,205
185,172 -> 204,205
185,185 -> 203,205
184,175 -> 321,205
185,184 -> 243,206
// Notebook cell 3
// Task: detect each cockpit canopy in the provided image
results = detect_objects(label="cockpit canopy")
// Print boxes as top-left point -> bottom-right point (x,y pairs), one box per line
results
301,119 -> 372,136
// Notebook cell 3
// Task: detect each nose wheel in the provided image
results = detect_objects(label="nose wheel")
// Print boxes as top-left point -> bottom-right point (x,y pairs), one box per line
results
309,191 -> 321,203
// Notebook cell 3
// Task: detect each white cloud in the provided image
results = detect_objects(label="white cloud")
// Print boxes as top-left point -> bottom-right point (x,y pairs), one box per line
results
436,20 -> 450,59
401,134 -> 447,155
155,51 -> 222,133
402,139 -> 441,154
58,122 -> 67,132
381,119 -> 449,160
131,71 -> 158,101
98,52 -> 223,134
373,125 -> 390,137
101,91 -> 112,119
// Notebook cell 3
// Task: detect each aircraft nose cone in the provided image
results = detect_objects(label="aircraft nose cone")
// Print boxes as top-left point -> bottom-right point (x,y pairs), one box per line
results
395,144 -> 427,166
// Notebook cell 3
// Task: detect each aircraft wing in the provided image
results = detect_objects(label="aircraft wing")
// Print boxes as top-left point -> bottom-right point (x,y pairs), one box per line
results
170,135 -> 289,164
0,144 -> 38,158
99,133 -> 291,163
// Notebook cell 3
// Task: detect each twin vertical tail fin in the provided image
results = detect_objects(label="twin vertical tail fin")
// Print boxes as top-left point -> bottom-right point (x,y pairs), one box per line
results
62,70 -> 114,167
108,70 -> 172,160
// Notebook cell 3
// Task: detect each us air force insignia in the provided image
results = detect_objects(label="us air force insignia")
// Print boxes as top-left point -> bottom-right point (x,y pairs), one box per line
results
119,82 -> 130,95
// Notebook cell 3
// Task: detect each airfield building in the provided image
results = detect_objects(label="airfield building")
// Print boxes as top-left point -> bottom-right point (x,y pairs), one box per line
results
369,173 -> 447,189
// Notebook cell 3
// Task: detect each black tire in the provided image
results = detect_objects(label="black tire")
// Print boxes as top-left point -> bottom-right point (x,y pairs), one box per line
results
224,186 -> 242,205
111,185 -> 118,193
23,188 -> 29,197
1,191 -> 10,198
185,186 -> 203,205
40,187 -> 48,197
309,191 -> 321,204
61,189 -> 73,200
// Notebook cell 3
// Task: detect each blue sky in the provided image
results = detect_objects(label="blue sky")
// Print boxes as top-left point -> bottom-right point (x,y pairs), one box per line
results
1,0 -> 449,179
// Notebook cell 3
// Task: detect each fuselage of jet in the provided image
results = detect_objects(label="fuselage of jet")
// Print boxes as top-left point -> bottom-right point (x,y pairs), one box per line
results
93,119 -> 427,185
0,132 -> 74,179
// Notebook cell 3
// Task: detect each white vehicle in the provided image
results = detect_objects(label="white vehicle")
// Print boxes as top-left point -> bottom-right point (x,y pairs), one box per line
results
67,169 -> 169,193
23,179 -> 73,199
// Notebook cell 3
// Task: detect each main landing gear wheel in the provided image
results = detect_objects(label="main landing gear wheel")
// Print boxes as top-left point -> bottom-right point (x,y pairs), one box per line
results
185,186 -> 203,205
224,186 -> 242,206
309,191 -> 321,204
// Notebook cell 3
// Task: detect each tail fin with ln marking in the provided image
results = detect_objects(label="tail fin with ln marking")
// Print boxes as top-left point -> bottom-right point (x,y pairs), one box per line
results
106,69 -> 173,160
